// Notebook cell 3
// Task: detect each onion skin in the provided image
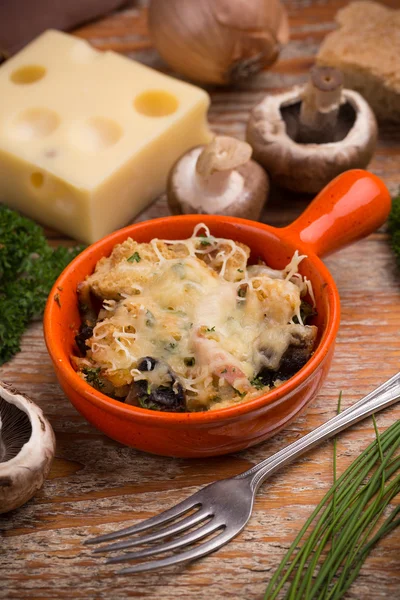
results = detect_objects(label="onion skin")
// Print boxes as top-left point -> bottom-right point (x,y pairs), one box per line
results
148,0 -> 289,85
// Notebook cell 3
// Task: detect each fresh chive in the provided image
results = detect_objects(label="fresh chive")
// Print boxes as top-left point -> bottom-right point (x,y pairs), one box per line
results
264,405 -> 400,600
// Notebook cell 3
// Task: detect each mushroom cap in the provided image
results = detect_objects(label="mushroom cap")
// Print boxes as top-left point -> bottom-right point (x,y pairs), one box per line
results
246,87 -> 378,194
0,381 -> 56,514
167,145 -> 269,220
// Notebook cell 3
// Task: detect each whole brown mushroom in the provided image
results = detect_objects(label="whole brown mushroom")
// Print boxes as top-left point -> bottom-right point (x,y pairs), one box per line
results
0,381 -> 55,513
167,136 -> 269,220
246,66 -> 378,194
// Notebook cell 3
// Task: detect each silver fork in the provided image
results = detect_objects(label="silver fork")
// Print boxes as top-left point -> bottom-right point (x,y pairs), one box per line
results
85,373 -> 400,575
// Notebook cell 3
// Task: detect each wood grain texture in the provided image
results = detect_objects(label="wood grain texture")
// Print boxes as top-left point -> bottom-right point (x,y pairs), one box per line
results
1,1 -> 399,599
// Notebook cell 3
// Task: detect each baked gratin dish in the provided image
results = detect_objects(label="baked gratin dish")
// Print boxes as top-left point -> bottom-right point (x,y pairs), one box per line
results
72,225 -> 317,412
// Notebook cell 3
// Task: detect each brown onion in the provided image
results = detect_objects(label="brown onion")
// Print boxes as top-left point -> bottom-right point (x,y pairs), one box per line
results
148,0 -> 289,85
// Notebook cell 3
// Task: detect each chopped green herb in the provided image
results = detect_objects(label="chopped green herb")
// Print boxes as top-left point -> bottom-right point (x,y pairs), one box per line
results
237,269 -> 244,273
250,376 -> 265,390
199,234 -> 212,247
221,368 -> 228,374
82,367 -> 104,389
0,205 -> 84,365
145,309 -> 155,327
206,326 -> 215,332
138,396 -> 160,411
184,357 -> 195,367
165,341 -> 178,351
127,251 -> 141,263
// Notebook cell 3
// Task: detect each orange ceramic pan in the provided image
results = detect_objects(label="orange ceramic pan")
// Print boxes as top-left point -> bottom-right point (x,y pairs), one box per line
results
44,170 -> 391,457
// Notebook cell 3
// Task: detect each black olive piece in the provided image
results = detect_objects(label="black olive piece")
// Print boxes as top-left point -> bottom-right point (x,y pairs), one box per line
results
75,324 -> 94,356
137,356 -> 158,371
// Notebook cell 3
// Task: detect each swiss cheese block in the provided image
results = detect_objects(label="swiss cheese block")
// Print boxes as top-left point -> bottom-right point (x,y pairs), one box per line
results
0,30 -> 211,242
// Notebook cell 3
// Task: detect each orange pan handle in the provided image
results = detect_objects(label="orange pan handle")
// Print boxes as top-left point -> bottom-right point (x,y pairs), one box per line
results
281,169 -> 391,258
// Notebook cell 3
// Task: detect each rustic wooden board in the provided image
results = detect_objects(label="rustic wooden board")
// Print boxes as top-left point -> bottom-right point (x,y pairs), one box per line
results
1,1 -> 399,599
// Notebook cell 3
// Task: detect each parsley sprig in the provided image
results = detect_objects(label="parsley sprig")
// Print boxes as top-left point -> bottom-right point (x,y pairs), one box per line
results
0,205 -> 84,364
388,194 -> 400,267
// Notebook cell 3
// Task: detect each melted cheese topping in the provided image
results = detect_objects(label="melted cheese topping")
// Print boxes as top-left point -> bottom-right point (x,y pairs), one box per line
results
75,224 -> 317,411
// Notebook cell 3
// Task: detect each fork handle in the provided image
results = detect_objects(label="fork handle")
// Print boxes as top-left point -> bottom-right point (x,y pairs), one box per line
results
237,372 -> 400,492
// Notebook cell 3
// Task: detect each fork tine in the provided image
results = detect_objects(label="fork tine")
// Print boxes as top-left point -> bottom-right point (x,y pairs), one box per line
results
92,508 -> 211,554
106,520 -> 223,564
85,493 -> 203,546
116,528 -> 233,575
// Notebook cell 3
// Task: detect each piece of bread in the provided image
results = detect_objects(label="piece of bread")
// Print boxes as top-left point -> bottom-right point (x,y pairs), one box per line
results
316,1 -> 400,123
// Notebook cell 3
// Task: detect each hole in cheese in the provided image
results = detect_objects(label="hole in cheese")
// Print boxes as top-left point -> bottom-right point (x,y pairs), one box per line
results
30,172 -> 44,188
10,65 -> 46,84
69,117 -> 123,152
11,108 -> 60,141
134,90 -> 179,117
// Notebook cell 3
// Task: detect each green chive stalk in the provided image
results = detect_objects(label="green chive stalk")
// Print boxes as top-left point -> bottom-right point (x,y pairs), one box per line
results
264,413 -> 400,600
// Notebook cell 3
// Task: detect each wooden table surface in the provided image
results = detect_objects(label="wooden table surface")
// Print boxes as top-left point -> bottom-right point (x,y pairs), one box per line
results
1,1 -> 399,598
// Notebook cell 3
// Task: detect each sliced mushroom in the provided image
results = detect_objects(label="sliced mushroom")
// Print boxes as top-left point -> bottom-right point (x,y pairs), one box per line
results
126,357 -> 186,412
257,324 -> 317,386
246,66 -> 378,193
167,136 -> 269,220
75,324 -> 94,357
0,381 -> 56,514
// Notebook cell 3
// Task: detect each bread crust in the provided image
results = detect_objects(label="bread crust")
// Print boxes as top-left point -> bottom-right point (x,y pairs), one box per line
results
317,1 -> 400,122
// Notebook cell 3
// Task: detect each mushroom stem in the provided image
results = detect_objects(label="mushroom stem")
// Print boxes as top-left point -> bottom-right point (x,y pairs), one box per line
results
195,167 -> 233,197
298,66 -> 343,144
196,136 -> 252,175
195,136 -> 252,192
